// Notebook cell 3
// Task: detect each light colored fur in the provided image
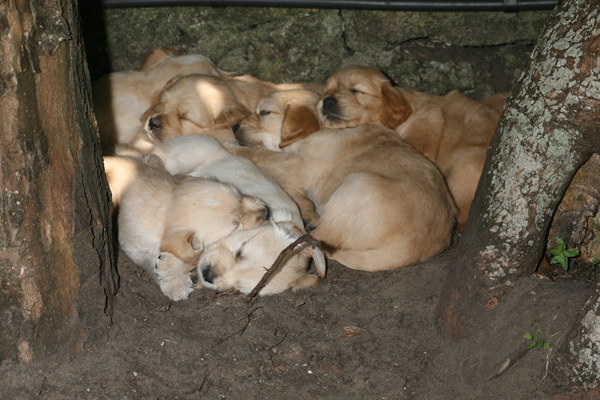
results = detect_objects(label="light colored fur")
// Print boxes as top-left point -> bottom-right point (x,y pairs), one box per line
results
234,90 -> 457,271
317,65 -> 507,231
141,74 -> 324,145
149,134 -> 327,290
186,221 -> 322,295
93,49 -> 233,155
103,155 -> 270,301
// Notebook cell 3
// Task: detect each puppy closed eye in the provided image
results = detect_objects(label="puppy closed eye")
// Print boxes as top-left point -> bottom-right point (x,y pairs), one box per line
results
234,242 -> 247,259
259,110 -> 271,116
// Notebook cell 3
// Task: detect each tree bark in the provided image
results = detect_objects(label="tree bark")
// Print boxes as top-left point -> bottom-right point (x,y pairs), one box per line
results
0,0 -> 117,362
436,0 -> 600,341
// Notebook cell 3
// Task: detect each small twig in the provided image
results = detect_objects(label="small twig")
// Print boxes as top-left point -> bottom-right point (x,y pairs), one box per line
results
37,376 -> 47,397
245,234 -> 320,302
266,332 -> 288,350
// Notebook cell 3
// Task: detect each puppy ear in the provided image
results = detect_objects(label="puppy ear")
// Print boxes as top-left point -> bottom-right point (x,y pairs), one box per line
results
215,107 -> 250,129
301,246 -> 327,278
160,228 -> 203,266
379,82 -> 412,130
140,46 -> 180,71
280,104 -> 321,148
278,221 -> 327,278
140,76 -> 182,124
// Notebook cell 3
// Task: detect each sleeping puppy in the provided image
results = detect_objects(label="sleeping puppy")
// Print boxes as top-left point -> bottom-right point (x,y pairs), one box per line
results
103,155 -> 270,301
151,135 -> 305,229
317,65 -> 507,231
141,74 -> 324,145
234,89 -> 457,272
157,221 -> 324,296
149,134 -> 327,290
140,75 -> 250,143
93,48 -> 233,155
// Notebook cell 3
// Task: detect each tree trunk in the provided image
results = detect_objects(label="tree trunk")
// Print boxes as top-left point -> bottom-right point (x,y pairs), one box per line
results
436,0 -> 600,341
0,0 -> 117,362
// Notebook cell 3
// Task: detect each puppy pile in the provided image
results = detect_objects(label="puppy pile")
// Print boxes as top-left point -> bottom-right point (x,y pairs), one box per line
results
96,47 -> 507,300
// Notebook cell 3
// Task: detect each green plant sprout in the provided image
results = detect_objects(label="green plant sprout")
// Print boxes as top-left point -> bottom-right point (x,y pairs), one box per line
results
579,257 -> 600,278
524,329 -> 551,349
549,237 -> 579,271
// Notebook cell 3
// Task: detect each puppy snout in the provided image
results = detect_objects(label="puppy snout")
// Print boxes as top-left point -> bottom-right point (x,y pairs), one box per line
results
322,96 -> 337,110
232,123 -> 240,133
148,116 -> 162,131
201,266 -> 214,284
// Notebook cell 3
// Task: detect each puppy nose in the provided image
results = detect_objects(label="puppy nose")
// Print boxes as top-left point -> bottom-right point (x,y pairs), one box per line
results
201,266 -> 214,284
322,96 -> 337,109
148,116 -> 162,131
232,123 -> 240,133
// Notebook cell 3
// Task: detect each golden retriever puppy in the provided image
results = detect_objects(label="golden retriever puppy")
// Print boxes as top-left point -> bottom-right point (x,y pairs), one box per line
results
103,155 -> 270,300
234,90 -> 457,272
316,66 -> 506,232
158,221 -> 323,295
93,49 -> 233,154
151,135 -> 304,229
150,135 -> 327,287
140,74 -> 251,143
141,73 -> 324,145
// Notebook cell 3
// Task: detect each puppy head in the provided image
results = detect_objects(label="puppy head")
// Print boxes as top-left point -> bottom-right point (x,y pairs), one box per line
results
197,221 -> 324,296
233,89 -> 321,151
141,74 -> 250,142
318,66 -> 412,130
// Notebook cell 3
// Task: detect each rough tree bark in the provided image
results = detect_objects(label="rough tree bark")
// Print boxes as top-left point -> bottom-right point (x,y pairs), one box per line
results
436,0 -> 600,341
0,0 -> 117,362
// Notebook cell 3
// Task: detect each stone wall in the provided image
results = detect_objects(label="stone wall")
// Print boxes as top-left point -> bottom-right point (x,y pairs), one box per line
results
80,6 -> 551,99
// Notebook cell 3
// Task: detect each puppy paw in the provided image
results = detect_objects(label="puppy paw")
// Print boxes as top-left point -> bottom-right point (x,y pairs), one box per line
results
159,274 -> 194,301
155,252 -> 189,281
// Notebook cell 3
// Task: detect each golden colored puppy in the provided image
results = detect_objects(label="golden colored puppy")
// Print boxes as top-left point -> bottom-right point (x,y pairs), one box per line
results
141,75 -> 250,143
191,221 -> 322,295
93,49 -> 233,154
103,155 -> 270,301
141,73 -> 324,145
234,90 -> 456,272
317,65 -> 507,232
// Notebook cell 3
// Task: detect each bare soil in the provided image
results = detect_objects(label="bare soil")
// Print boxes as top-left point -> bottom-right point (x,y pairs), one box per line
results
0,243 -> 593,399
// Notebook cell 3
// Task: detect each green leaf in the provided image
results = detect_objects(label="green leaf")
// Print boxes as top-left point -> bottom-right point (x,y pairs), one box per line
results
543,343 -> 551,349
549,248 -> 562,256
524,333 -> 533,340
556,238 -> 566,249
527,343 -> 535,349
564,249 -> 580,257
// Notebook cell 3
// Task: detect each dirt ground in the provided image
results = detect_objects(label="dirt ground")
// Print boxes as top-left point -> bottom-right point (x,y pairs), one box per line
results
0,242 -> 593,399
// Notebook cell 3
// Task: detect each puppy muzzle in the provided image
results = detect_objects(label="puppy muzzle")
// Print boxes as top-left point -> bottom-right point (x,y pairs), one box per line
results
200,265 -> 214,285
319,96 -> 342,120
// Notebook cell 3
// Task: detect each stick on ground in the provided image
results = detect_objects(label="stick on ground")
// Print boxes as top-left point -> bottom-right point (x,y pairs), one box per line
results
244,234 -> 320,303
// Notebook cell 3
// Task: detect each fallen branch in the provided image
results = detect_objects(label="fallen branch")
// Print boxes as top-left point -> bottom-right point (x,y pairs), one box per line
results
244,234 -> 320,303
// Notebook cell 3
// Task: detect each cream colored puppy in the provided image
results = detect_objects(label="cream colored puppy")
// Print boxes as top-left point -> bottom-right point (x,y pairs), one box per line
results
150,134 -> 327,290
156,221 -> 323,296
234,89 -> 457,272
93,50 -> 232,154
103,156 -> 270,301
151,135 -> 304,229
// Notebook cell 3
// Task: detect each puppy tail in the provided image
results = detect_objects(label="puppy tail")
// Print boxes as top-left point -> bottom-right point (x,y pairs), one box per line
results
103,156 -> 141,206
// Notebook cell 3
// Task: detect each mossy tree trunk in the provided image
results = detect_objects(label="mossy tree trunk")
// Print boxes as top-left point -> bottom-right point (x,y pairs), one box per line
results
436,0 -> 600,341
0,0 -> 117,362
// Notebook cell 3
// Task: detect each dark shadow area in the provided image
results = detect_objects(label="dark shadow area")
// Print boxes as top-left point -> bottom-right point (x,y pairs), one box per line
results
79,2 -> 112,81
